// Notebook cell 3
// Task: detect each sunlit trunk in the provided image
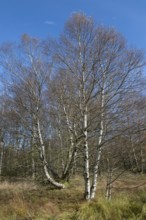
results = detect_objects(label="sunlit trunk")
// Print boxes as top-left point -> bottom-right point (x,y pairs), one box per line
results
91,73 -> 105,199
83,105 -> 91,200
37,119 -> 65,189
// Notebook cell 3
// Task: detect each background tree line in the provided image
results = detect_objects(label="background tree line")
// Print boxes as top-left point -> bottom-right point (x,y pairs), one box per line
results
0,13 -> 146,200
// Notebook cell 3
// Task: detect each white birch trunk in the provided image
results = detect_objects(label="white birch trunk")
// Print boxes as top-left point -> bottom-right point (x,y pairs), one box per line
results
37,119 -> 65,189
78,37 -> 91,200
91,75 -> 105,199
91,124 -> 103,199
84,105 -> 91,200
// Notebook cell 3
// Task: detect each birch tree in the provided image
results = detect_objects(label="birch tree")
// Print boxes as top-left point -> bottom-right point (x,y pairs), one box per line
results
0,35 -> 65,188
53,13 -> 144,199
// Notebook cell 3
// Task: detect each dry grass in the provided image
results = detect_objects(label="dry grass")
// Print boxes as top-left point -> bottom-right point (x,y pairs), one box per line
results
0,180 -> 37,191
0,173 -> 146,219
0,176 -> 84,219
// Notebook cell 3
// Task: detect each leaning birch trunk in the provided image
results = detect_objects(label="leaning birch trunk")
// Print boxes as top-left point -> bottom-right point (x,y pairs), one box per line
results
37,119 -> 65,189
91,75 -> 105,199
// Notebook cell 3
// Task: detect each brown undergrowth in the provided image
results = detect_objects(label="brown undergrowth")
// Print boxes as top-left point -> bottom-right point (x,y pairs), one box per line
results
0,173 -> 146,219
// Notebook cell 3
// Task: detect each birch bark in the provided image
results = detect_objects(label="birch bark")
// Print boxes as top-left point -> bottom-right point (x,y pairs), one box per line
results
83,105 -> 91,200
37,119 -> 65,189
91,71 -> 105,199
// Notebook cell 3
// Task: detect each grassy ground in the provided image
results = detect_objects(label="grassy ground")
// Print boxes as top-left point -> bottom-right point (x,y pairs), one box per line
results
0,173 -> 146,219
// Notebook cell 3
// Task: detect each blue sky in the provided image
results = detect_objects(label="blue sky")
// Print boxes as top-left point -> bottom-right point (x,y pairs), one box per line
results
0,0 -> 146,50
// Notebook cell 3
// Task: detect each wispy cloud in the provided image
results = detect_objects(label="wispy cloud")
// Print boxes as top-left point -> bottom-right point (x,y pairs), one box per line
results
44,20 -> 55,26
